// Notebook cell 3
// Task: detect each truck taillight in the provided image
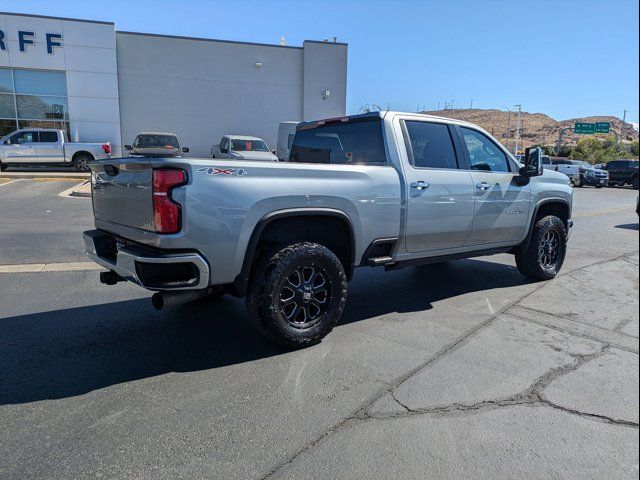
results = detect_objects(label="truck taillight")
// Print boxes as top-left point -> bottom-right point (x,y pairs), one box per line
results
101,144 -> 111,154
153,169 -> 186,234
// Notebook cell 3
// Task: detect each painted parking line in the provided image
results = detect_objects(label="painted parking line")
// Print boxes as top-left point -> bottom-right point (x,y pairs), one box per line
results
0,262 -> 104,274
0,178 -> 23,188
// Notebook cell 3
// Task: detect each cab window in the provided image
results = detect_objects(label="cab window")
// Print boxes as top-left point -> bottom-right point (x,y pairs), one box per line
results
38,131 -> 59,143
403,121 -> 458,169
460,127 -> 510,172
10,131 -> 36,144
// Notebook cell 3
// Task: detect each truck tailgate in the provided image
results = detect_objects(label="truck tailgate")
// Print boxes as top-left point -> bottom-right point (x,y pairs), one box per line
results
91,158 -> 155,232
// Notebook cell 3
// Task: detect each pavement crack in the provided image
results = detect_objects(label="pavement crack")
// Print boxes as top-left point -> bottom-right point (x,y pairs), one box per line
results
539,398 -> 640,428
390,390 -> 412,413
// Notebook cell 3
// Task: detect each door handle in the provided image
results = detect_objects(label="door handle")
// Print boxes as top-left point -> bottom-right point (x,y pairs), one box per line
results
475,182 -> 491,191
410,180 -> 430,190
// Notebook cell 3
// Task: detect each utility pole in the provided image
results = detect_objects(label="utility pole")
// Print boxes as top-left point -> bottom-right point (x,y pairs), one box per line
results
621,109 -> 627,142
505,109 -> 512,151
514,104 -> 522,155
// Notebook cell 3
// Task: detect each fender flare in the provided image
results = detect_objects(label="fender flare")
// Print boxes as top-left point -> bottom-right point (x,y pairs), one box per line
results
233,207 -> 356,295
520,198 -> 571,251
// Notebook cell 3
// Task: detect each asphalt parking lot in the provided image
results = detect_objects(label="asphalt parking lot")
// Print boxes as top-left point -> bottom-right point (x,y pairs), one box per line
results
1,179 -> 638,479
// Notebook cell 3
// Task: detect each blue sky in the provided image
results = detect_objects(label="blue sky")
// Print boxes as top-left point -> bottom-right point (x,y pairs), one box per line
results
2,0 -> 638,122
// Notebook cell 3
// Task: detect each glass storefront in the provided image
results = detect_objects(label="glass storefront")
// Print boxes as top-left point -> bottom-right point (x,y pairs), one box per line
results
0,68 -> 70,138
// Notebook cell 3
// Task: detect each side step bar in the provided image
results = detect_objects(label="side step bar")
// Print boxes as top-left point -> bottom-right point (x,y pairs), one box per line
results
366,256 -> 394,266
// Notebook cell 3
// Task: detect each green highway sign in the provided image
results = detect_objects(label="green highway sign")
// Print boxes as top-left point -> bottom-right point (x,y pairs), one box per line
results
574,122 -> 595,134
595,121 -> 610,133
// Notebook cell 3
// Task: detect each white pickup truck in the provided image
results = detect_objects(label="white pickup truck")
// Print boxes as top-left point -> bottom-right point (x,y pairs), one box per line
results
0,128 -> 111,172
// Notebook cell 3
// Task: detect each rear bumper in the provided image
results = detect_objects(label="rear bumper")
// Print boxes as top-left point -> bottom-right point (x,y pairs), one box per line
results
83,229 -> 209,291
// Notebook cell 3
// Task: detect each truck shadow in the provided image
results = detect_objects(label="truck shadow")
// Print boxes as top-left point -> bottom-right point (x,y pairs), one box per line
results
0,258 -> 530,405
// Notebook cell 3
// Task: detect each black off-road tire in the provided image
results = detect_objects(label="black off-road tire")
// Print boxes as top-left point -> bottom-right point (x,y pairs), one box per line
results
515,215 -> 567,281
246,242 -> 347,348
73,154 -> 93,172
0,161 -> 6,172
633,176 -> 639,190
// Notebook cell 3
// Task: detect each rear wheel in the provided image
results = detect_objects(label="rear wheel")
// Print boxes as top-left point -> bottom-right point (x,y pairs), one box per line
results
0,161 -> 6,172
246,242 -> 347,348
72,154 -> 93,172
515,215 -> 567,281
633,176 -> 639,190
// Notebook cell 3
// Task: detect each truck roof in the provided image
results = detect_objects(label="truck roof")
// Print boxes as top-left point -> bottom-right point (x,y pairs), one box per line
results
135,132 -> 179,137
224,135 -> 267,141
296,111 -> 482,131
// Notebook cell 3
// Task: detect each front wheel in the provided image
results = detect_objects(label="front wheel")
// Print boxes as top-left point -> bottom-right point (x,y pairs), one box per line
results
515,215 -> 567,281
246,242 -> 347,348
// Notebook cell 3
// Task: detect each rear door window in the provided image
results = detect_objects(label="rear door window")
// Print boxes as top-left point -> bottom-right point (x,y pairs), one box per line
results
38,131 -> 59,142
290,117 -> 386,165
403,121 -> 459,169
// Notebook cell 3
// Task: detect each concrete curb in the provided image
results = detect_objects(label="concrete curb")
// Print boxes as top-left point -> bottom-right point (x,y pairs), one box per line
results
59,180 -> 91,198
0,171 -> 90,180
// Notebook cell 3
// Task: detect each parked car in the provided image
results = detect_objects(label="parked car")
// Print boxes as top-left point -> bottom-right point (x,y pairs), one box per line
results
211,135 -> 277,161
602,160 -> 639,189
0,128 -> 110,172
125,132 -> 188,157
84,112 -> 573,348
571,161 -> 609,188
276,121 -> 299,161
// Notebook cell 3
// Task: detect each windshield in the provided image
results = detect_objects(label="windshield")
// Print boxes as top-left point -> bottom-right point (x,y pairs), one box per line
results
133,134 -> 179,149
231,139 -> 269,152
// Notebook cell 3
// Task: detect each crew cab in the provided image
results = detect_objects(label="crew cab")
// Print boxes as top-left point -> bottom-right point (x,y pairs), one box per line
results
84,112 -> 573,348
0,128 -> 111,172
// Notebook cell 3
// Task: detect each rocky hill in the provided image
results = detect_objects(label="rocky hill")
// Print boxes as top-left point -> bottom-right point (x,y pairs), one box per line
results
419,108 -> 638,152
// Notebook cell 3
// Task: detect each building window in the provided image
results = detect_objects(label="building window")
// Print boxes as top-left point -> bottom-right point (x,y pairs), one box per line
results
0,68 -> 70,139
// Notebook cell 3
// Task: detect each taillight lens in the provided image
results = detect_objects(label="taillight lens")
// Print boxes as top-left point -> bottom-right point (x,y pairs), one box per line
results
101,144 -> 111,154
153,169 -> 186,234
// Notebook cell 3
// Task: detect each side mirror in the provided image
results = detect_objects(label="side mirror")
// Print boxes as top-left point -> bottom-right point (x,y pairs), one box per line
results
124,145 -> 132,151
271,149 -> 276,154
220,148 -> 229,154
4,139 -> 9,145
519,147 -> 543,177
181,147 -> 189,153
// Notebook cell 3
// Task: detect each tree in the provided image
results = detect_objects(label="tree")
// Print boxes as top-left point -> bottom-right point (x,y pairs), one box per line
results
569,135 -> 626,164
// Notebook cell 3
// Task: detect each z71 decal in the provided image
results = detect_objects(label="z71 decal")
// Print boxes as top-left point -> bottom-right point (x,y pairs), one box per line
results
196,167 -> 248,176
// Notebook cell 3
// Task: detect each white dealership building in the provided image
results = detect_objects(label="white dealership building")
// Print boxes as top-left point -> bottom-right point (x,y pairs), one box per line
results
0,11 -> 348,156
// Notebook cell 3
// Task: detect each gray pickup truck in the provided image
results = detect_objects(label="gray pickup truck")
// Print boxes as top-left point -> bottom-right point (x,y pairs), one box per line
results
84,112 -> 573,348
0,128 -> 111,172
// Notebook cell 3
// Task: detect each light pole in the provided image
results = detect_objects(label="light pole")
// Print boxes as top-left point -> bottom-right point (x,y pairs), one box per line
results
513,104 -> 522,155
502,106 -> 513,151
